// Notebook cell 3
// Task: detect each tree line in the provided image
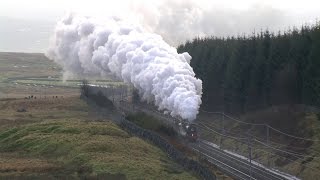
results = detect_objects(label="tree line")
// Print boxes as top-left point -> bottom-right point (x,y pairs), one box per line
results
177,23 -> 320,113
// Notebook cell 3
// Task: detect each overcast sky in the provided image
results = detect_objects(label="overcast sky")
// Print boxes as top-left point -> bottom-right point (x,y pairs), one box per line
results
1,0 -> 320,52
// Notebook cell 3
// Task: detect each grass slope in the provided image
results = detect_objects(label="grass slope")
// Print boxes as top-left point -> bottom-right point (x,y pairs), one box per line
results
0,97 -> 197,179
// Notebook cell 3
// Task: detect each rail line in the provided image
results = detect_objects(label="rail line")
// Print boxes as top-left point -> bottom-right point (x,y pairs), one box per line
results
84,85 -> 300,179
118,101 -> 293,179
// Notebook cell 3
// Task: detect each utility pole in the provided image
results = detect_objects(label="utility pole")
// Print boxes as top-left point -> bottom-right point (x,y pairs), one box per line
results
120,85 -> 122,102
121,85 -> 124,101
132,86 -> 135,111
222,112 -> 225,127
125,85 -> 128,101
266,124 -> 270,167
266,125 -> 270,144
247,131 -> 253,180
112,85 -> 114,103
220,112 -> 225,148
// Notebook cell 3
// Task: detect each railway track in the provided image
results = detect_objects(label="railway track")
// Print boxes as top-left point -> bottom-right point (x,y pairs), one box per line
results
192,140 -> 287,180
118,102 -> 297,179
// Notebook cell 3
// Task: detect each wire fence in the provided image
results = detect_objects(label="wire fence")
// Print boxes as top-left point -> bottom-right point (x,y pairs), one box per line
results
198,121 -> 320,178
200,109 -> 320,142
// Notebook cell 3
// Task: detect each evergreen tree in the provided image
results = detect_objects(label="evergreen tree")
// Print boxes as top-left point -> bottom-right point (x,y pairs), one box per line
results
177,23 -> 320,113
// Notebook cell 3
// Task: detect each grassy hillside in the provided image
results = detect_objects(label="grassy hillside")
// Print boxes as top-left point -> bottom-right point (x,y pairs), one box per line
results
0,97 -> 197,179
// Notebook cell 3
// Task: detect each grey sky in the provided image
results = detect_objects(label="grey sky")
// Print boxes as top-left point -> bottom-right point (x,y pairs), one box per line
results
1,0 -> 320,52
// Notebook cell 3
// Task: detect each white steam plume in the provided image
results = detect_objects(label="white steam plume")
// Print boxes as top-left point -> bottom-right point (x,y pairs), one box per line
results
46,14 -> 202,121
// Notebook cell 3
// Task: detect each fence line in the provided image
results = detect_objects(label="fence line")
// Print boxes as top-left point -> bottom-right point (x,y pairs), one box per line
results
201,109 -> 320,142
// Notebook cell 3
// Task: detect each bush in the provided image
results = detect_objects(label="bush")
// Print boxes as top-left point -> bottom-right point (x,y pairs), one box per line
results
126,113 -> 177,137
157,125 -> 177,137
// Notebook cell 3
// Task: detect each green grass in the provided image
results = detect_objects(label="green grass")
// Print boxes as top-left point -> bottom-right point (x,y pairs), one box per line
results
0,120 -> 196,179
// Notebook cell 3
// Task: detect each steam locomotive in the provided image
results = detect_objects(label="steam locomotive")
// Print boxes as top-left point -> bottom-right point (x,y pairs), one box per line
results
186,124 -> 198,142
177,121 -> 198,142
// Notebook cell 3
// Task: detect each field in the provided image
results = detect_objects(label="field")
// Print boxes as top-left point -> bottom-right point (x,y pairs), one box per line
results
0,52 -> 124,99
0,52 -> 75,98
0,52 -> 197,179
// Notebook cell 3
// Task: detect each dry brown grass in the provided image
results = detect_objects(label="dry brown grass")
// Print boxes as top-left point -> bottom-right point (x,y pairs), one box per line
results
0,153 -> 59,173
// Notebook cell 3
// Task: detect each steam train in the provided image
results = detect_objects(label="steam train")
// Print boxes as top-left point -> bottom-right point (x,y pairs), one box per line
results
186,124 -> 198,142
177,121 -> 198,142
82,84 -> 198,142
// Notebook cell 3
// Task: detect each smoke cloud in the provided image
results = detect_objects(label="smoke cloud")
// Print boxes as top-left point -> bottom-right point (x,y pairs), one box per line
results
137,1 -> 295,46
46,14 -> 202,121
